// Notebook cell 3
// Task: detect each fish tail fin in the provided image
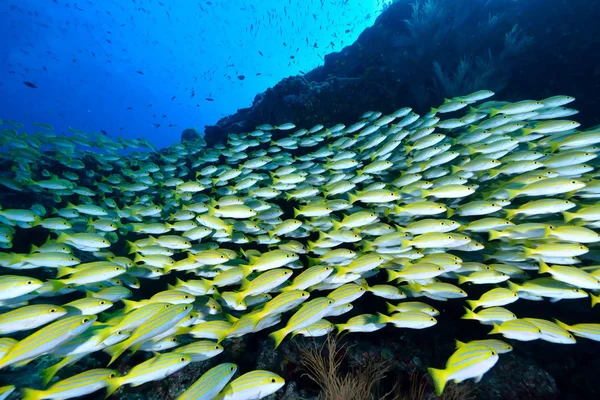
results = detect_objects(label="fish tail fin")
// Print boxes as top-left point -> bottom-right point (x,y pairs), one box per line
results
427,367 -> 448,396
55,232 -> 70,244
107,342 -> 128,367
21,388 -> 43,400
121,299 -> 138,314
269,328 -> 288,349
488,322 -> 502,335
335,324 -> 345,333
506,280 -> 521,293
505,189 -> 520,200
489,108 -> 500,117
430,107 -> 438,114
457,274 -> 468,285
331,219 -> 342,231
376,312 -> 389,324
488,230 -> 501,241
239,264 -> 253,279
461,306 -> 477,320
455,339 -> 466,348
348,193 -> 358,204
293,208 -> 300,218
225,224 -> 233,237
40,360 -> 64,386
562,211 -> 575,223
385,302 -> 396,314
446,208 -> 454,218
466,299 -> 478,310
47,279 -> 64,292
385,270 -> 397,283
522,128 -> 534,135
591,293 -> 600,308
553,319 -> 571,331
549,142 -> 561,153
56,266 -> 74,278
127,241 -> 138,254
104,377 -> 122,399
538,260 -> 551,274
502,208 -> 517,220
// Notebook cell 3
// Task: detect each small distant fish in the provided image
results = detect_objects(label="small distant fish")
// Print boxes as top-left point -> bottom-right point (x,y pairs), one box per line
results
23,81 -> 37,88
136,71 -> 144,74
206,98 -> 214,102
237,75 -> 245,80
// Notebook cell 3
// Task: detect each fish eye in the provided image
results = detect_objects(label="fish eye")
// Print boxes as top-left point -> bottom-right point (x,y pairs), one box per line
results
271,378 -> 276,383
571,181 -> 577,184
50,308 -> 57,313
27,281 -> 33,284
82,318 -> 89,323
180,357 -> 186,362
100,301 -> 106,305
70,258 -> 75,261
165,304 -> 171,308
110,373 -> 116,378
230,366 -> 235,371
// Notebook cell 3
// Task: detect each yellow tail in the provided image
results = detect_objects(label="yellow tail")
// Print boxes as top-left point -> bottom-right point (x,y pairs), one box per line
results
121,299 -> 139,314
385,302 -> 395,314
488,322 -> 502,335
457,274 -> 469,285
466,299 -> 478,310
104,377 -> 123,399
461,306 -> 477,320
40,360 -> 64,385
591,293 -> 600,308
538,260 -> 551,274
562,211 -> 576,223
107,341 -> 129,366
21,388 -> 43,400
427,367 -> 448,396
269,328 -> 288,349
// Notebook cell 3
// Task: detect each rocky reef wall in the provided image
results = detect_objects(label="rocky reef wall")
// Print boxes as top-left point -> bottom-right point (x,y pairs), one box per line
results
204,0 -> 600,145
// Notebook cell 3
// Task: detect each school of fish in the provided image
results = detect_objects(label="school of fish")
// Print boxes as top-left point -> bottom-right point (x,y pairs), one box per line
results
0,90 -> 599,399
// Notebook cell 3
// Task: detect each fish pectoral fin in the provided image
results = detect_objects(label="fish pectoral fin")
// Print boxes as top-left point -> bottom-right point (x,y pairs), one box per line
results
474,375 -> 484,383
549,297 -> 562,303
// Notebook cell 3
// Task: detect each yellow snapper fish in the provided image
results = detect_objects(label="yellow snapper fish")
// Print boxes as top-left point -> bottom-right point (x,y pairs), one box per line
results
428,345 -> 499,396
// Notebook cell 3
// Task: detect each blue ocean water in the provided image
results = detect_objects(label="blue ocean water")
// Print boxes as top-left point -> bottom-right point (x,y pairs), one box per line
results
0,0 -> 388,149
2,1 -> 600,399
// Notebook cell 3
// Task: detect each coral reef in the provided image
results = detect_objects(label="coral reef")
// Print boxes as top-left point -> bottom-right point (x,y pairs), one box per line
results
204,0 -> 600,146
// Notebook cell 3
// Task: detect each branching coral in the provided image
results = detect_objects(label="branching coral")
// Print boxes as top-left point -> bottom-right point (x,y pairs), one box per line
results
432,51 -> 496,99
501,24 -> 535,58
298,334 -> 390,400
404,0 -> 450,59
